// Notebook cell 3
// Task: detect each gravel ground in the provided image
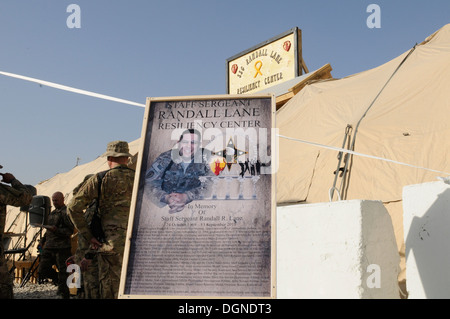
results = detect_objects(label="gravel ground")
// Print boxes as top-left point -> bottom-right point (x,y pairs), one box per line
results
13,282 -> 61,299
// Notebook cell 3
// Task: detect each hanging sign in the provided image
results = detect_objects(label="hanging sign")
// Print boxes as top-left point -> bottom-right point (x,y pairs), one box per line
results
227,27 -> 304,95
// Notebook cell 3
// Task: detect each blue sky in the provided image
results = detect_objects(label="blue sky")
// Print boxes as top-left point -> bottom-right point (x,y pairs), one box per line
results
0,0 -> 449,186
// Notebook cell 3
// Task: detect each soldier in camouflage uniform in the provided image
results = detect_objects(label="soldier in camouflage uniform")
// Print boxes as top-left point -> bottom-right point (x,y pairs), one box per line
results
0,170 -> 32,299
38,191 -> 74,299
144,129 -> 212,213
67,141 -> 135,299
66,174 -> 100,299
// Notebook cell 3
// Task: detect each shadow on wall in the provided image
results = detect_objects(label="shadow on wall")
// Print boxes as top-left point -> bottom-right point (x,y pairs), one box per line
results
404,186 -> 450,298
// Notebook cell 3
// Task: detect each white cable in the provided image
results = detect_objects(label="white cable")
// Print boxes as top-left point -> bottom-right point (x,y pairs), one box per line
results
1,69 -> 449,177
278,134 -> 450,176
328,187 -> 341,201
0,70 -> 145,108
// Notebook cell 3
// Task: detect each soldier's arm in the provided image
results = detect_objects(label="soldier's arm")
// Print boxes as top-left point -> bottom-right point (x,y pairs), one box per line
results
67,175 -> 98,242
185,185 -> 208,203
143,155 -> 171,207
0,176 -> 32,207
184,163 -> 213,202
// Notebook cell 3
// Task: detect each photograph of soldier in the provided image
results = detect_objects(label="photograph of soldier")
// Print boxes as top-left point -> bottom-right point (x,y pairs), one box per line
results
143,129 -> 213,214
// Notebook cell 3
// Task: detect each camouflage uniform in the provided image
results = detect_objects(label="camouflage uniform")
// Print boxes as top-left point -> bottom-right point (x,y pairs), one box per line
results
75,233 -> 99,299
71,175 -> 100,299
67,141 -> 135,299
73,211 -> 99,299
0,178 -> 32,299
144,148 -> 212,208
38,204 -> 74,298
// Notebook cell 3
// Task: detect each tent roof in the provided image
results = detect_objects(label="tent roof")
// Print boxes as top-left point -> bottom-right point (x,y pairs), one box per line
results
254,64 -> 333,109
4,139 -> 141,253
276,24 -> 450,205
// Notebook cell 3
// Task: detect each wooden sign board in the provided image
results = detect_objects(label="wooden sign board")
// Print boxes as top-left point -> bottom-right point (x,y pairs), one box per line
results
119,94 -> 276,299
226,27 -> 307,95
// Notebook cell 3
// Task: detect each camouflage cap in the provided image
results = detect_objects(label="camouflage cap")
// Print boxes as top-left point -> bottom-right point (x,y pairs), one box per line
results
102,140 -> 132,157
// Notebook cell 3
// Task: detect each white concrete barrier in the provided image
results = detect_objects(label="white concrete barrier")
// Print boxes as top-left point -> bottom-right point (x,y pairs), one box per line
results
277,200 -> 400,299
403,181 -> 450,299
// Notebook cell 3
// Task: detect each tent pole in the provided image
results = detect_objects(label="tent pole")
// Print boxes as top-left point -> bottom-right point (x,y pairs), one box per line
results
339,45 -> 418,198
330,124 -> 352,201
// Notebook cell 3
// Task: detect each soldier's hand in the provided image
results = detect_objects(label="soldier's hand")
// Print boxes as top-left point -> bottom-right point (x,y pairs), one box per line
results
168,193 -> 188,205
0,173 -> 15,184
167,193 -> 188,213
169,205 -> 185,214
80,258 -> 92,272
66,255 -> 76,265
89,237 -> 103,250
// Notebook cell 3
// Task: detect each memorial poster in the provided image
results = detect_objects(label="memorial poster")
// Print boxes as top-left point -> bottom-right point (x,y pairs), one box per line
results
119,94 -> 276,299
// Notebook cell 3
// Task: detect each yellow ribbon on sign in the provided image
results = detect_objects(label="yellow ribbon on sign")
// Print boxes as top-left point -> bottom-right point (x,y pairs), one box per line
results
254,61 -> 263,78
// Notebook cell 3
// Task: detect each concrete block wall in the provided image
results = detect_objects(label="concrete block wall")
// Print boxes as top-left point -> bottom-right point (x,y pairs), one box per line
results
277,200 -> 400,299
403,181 -> 450,299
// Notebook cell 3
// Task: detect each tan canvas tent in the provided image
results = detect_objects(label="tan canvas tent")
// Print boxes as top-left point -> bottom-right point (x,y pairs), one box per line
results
4,24 -> 450,295
276,24 -> 450,288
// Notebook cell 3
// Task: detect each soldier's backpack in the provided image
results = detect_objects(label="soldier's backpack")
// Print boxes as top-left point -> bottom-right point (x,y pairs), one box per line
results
88,166 -> 134,243
87,170 -> 108,243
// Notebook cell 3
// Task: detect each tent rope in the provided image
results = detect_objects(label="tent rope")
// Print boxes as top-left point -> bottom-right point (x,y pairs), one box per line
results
330,124 -> 352,201
277,134 -> 450,176
338,44 -> 418,198
0,70 -> 145,107
328,187 -> 342,202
